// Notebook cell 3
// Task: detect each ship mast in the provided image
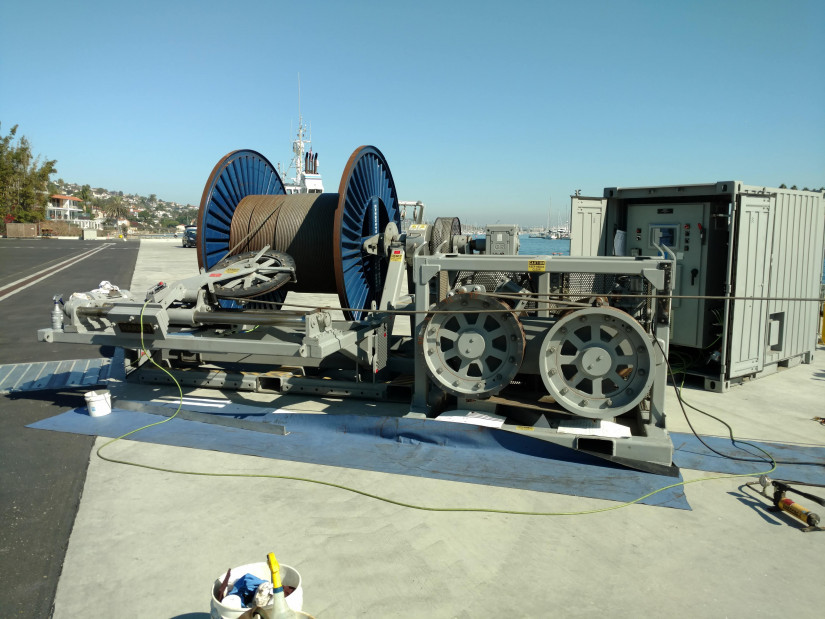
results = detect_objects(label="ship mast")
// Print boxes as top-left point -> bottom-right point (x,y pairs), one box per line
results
275,75 -> 324,194
292,75 -> 311,184
279,75 -> 314,191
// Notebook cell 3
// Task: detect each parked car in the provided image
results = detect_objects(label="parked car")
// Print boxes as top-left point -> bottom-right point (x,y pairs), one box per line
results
182,226 -> 197,247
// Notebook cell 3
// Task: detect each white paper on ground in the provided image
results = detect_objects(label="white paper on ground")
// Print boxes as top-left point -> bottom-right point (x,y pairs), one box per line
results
437,410 -> 507,429
556,418 -> 632,438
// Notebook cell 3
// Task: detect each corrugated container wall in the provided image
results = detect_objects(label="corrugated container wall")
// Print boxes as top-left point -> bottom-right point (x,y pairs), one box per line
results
761,186 -> 825,367
570,182 -> 825,391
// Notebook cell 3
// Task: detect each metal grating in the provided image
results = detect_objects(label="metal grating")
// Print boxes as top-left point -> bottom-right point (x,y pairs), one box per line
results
561,272 -> 653,328
0,349 -> 125,394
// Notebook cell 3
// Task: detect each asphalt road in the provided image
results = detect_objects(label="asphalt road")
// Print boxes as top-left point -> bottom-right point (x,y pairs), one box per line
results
0,238 -> 139,617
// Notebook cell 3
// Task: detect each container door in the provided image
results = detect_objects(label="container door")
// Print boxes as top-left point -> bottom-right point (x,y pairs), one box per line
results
570,196 -> 607,256
728,194 -> 773,378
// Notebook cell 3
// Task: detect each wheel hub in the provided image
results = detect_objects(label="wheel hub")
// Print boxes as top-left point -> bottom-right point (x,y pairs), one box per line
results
457,331 -> 486,359
580,346 -> 612,377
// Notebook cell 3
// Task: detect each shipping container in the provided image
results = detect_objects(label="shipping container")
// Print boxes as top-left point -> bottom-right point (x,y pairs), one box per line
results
571,182 -> 825,391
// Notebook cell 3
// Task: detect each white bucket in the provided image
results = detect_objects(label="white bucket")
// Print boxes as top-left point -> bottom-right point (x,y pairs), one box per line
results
210,562 -> 304,619
84,390 -> 112,417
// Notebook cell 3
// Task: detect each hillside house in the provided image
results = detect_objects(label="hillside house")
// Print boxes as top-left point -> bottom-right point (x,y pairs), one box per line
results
47,195 -> 102,229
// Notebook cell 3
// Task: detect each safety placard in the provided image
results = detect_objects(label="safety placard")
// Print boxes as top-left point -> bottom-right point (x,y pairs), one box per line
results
527,260 -> 546,272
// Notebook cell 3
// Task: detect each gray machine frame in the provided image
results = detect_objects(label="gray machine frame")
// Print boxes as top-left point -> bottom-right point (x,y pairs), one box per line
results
39,233 -> 677,469
409,252 -> 674,466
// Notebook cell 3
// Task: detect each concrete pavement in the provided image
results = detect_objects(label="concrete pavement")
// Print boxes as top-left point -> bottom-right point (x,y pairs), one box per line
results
33,239 -> 825,617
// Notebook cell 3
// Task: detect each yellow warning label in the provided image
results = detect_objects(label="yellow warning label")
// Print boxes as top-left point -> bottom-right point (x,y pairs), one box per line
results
527,260 -> 546,272
516,425 -> 534,431
409,224 -> 427,230
390,253 -> 403,262
224,268 -> 240,274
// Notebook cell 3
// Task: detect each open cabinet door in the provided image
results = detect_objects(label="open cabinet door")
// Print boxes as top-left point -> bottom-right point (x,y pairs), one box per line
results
570,196 -> 607,256
728,194 -> 773,378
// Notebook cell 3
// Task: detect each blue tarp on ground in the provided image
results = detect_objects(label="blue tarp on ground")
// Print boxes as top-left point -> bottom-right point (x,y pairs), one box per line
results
671,433 -> 825,485
28,406 -> 691,510
0,350 -> 124,394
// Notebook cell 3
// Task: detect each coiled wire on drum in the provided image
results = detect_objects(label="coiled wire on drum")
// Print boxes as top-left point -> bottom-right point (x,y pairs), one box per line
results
227,194 -> 338,294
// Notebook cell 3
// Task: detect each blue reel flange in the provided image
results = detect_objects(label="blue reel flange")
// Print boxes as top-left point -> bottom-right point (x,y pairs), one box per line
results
196,149 -> 285,271
334,146 -> 400,320
196,145 -> 399,320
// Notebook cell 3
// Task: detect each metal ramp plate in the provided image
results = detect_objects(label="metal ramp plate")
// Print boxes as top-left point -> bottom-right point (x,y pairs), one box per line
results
0,349 -> 125,394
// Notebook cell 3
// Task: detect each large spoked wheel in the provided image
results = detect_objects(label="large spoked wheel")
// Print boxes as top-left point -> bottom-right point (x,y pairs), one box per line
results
538,307 -> 655,419
423,293 -> 525,398
210,251 -> 296,299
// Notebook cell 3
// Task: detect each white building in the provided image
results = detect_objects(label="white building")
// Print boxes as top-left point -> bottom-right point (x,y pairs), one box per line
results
47,195 -> 103,230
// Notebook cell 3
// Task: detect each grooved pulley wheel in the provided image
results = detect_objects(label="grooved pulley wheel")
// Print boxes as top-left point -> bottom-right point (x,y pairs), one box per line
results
538,307 -> 655,419
423,293 -> 525,398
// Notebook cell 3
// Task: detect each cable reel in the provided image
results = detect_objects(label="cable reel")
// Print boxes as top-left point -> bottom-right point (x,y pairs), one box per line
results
423,293 -> 525,398
196,146 -> 400,320
538,306 -> 655,419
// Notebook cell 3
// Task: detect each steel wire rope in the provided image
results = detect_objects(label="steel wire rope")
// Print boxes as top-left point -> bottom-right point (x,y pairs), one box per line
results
220,290 -> 823,315
222,199 -> 283,261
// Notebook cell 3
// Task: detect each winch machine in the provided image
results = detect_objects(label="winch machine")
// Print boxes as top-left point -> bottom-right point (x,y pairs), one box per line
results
39,146 -> 676,470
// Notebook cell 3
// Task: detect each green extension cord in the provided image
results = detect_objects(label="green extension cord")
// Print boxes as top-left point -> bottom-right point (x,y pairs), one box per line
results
95,299 -> 776,517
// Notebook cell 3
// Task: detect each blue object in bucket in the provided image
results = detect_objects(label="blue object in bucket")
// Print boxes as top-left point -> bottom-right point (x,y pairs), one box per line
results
228,573 -> 267,606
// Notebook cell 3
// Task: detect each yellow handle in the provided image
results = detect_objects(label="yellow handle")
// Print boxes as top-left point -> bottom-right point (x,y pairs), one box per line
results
267,552 -> 282,588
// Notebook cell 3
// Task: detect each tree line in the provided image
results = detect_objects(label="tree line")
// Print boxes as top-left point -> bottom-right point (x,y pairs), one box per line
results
0,122 -> 56,228
1,122 -> 197,232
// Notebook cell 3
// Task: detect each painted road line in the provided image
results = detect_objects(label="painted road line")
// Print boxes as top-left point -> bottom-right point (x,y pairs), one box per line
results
0,243 -> 115,303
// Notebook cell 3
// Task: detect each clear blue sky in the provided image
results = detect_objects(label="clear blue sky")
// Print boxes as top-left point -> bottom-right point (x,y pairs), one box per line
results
2,0 -> 823,226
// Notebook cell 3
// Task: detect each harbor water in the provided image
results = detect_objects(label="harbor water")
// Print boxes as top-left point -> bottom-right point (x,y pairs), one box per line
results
518,235 -> 570,256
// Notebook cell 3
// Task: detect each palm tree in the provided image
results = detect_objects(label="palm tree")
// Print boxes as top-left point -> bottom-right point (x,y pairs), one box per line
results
105,195 -> 128,222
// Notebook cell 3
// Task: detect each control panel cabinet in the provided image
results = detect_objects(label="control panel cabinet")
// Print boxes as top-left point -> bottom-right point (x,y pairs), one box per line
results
571,182 -> 825,391
624,202 -> 727,349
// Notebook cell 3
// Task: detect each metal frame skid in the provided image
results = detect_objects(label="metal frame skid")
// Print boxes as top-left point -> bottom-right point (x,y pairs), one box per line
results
39,240 -> 676,469
408,249 -> 675,469
39,250 -> 391,388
